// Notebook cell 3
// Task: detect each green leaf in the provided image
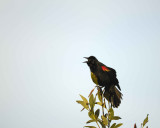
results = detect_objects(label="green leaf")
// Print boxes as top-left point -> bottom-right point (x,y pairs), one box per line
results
103,99 -> 107,109
115,123 -> 123,128
97,88 -> 102,102
89,94 -> 95,109
96,102 -> 102,106
84,126 -> 96,128
101,115 -> 108,126
81,107 -> 85,111
142,114 -> 149,127
88,87 -> 96,97
108,108 -> 114,120
95,109 -> 100,119
80,94 -> 88,104
88,110 -> 95,120
110,123 -> 116,128
112,116 -> 121,120
94,94 -> 96,104
86,120 -> 96,124
76,100 -> 84,106
97,119 -> 106,128
76,100 -> 88,109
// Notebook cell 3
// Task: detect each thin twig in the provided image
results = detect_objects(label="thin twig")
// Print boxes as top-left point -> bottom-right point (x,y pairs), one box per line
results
108,101 -> 111,128
102,91 -> 105,116
102,88 -> 107,128
96,121 -> 100,128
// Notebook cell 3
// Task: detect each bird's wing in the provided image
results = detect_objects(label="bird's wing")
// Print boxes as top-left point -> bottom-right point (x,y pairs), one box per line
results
99,63 -> 121,90
107,67 -> 121,90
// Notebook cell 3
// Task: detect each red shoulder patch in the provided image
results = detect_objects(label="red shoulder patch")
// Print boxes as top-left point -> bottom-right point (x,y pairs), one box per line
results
101,66 -> 110,71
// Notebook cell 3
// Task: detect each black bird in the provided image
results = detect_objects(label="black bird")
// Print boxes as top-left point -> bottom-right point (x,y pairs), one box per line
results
84,56 -> 122,108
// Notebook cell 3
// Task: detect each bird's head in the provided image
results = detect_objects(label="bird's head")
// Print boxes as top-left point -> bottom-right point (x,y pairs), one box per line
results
83,56 -> 98,71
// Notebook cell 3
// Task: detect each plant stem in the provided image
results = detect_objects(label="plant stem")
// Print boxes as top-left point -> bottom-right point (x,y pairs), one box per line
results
101,88 -> 107,128
96,121 -> 100,128
108,101 -> 111,128
102,92 -> 105,116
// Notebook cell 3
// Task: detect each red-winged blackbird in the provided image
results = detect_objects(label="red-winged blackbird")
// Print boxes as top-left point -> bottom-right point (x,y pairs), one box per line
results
84,56 -> 122,108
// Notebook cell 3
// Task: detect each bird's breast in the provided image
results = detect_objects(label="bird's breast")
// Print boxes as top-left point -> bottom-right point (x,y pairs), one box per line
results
91,72 -> 98,85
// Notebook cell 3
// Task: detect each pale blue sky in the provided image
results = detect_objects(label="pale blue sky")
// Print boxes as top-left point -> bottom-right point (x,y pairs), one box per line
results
0,0 -> 160,128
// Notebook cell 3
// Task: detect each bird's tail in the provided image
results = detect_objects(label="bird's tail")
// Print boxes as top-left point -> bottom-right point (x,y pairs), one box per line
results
104,86 -> 122,108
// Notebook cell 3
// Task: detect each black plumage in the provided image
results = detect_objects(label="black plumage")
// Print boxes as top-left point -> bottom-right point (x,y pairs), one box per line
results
84,56 -> 122,108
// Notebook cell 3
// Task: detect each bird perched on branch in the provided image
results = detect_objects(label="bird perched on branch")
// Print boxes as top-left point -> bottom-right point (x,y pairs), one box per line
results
83,56 -> 122,108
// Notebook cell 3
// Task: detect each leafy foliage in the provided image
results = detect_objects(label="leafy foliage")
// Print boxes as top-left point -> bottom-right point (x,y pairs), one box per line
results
142,114 -> 149,127
76,87 -> 149,128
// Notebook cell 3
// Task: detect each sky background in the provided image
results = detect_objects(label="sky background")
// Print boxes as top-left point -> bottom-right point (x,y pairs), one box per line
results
0,0 -> 160,128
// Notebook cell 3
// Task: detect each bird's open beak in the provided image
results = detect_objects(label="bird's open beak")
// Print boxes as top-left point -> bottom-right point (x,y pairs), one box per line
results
84,57 -> 88,59
83,57 -> 88,63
